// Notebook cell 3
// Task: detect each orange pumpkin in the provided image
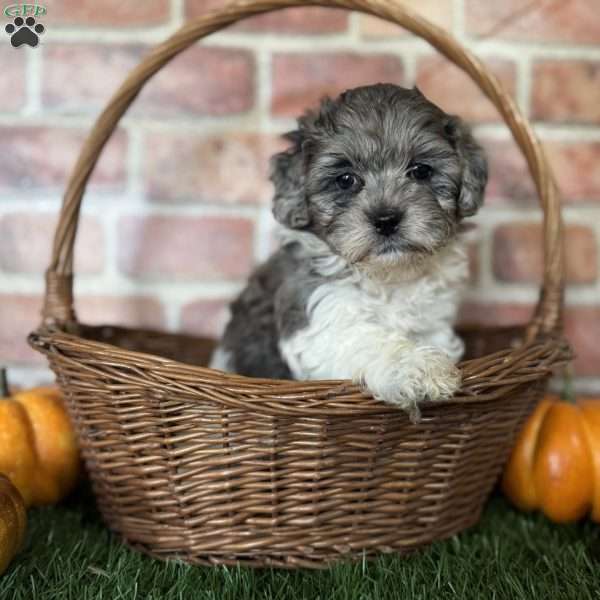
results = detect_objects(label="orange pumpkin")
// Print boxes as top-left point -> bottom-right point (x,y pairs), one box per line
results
502,393 -> 600,523
0,369 -> 80,507
0,473 -> 26,575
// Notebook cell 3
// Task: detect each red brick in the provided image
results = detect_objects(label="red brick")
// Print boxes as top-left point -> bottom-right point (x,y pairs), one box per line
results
493,224 -> 597,284
76,296 -> 165,329
360,0 -> 454,38
532,61 -> 600,124
481,137 -> 537,205
186,1 -> 348,34
465,0 -> 600,45
545,141 -> 600,204
416,56 -> 517,124
180,299 -> 230,338
134,46 -> 255,117
0,46 -> 25,112
118,216 -> 255,280
43,44 -> 254,118
0,127 -> 127,192
43,0 -> 170,26
144,133 -> 286,205
0,295 -> 45,364
43,44 -> 143,113
467,241 -> 480,285
239,6 -> 347,33
457,302 -> 534,327
564,307 -> 600,376
272,53 -> 404,117
0,214 -> 103,275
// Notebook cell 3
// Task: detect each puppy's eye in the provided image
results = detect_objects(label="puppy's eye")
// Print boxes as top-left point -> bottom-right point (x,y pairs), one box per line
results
336,173 -> 359,191
408,163 -> 434,181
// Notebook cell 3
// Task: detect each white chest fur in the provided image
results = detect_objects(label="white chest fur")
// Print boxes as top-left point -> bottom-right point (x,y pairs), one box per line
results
279,241 -> 468,383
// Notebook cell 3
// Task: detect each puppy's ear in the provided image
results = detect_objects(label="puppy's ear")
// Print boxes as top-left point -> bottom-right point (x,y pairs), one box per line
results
269,131 -> 311,229
445,117 -> 488,218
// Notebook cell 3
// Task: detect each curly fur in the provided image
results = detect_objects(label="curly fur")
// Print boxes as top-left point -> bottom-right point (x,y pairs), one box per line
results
210,84 -> 487,412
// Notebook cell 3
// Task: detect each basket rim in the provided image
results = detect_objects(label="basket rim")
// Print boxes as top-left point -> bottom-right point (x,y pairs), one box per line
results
30,324 -> 571,417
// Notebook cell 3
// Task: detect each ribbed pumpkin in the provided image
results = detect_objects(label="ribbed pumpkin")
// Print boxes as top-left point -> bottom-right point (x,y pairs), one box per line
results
0,369 -> 80,507
502,393 -> 600,523
0,473 -> 26,575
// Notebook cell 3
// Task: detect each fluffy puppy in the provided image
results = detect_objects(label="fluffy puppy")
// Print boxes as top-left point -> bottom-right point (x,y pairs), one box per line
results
210,84 -> 487,411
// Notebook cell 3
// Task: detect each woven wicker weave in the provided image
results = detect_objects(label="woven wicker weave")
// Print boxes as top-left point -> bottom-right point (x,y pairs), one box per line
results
30,0 -> 571,569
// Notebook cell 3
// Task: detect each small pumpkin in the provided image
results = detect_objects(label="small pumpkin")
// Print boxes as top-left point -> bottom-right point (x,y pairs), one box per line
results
0,369 -> 80,507
502,393 -> 600,523
0,473 -> 26,575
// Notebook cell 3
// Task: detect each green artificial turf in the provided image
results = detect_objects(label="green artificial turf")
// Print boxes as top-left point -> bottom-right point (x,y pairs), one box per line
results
3,487 -> 600,600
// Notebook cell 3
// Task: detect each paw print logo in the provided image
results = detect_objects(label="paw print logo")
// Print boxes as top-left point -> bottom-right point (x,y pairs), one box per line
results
5,16 -> 45,48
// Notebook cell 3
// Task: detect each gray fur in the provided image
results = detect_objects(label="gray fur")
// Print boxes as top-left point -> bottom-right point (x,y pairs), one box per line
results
270,132 -> 311,229
218,242 -> 322,378
217,84 -> 488,378
218,249 -> 294,378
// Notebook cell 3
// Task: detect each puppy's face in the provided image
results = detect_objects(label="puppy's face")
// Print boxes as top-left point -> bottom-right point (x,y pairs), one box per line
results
271,84 -> 487,269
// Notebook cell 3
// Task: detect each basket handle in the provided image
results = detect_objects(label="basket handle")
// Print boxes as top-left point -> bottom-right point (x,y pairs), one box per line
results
41,0 -> 565,340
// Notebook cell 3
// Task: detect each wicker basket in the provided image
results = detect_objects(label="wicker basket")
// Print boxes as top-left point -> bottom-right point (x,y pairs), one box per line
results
30,0 -> 571,569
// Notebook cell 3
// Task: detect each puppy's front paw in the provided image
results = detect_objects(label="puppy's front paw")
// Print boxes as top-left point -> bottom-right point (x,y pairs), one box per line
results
361,347 -> 461,411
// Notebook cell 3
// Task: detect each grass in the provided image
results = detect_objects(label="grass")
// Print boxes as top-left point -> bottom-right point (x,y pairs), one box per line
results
3,487 -> 600,600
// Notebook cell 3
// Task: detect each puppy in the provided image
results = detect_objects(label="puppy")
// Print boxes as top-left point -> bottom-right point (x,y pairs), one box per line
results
210,84 -> 487,411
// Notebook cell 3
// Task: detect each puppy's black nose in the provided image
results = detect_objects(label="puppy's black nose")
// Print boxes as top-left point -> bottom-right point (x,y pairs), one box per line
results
372,212 -> 402,237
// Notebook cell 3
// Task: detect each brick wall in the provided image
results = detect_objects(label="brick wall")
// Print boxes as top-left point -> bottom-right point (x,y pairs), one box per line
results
1,0 -> 599,392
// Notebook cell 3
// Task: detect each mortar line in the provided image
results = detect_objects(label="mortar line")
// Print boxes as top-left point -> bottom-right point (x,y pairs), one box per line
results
23,46 -> 42,115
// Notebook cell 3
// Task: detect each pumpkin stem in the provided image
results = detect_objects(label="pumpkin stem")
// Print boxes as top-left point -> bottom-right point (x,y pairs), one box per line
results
559,365 -> 576,404
0,368 -> 8,398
